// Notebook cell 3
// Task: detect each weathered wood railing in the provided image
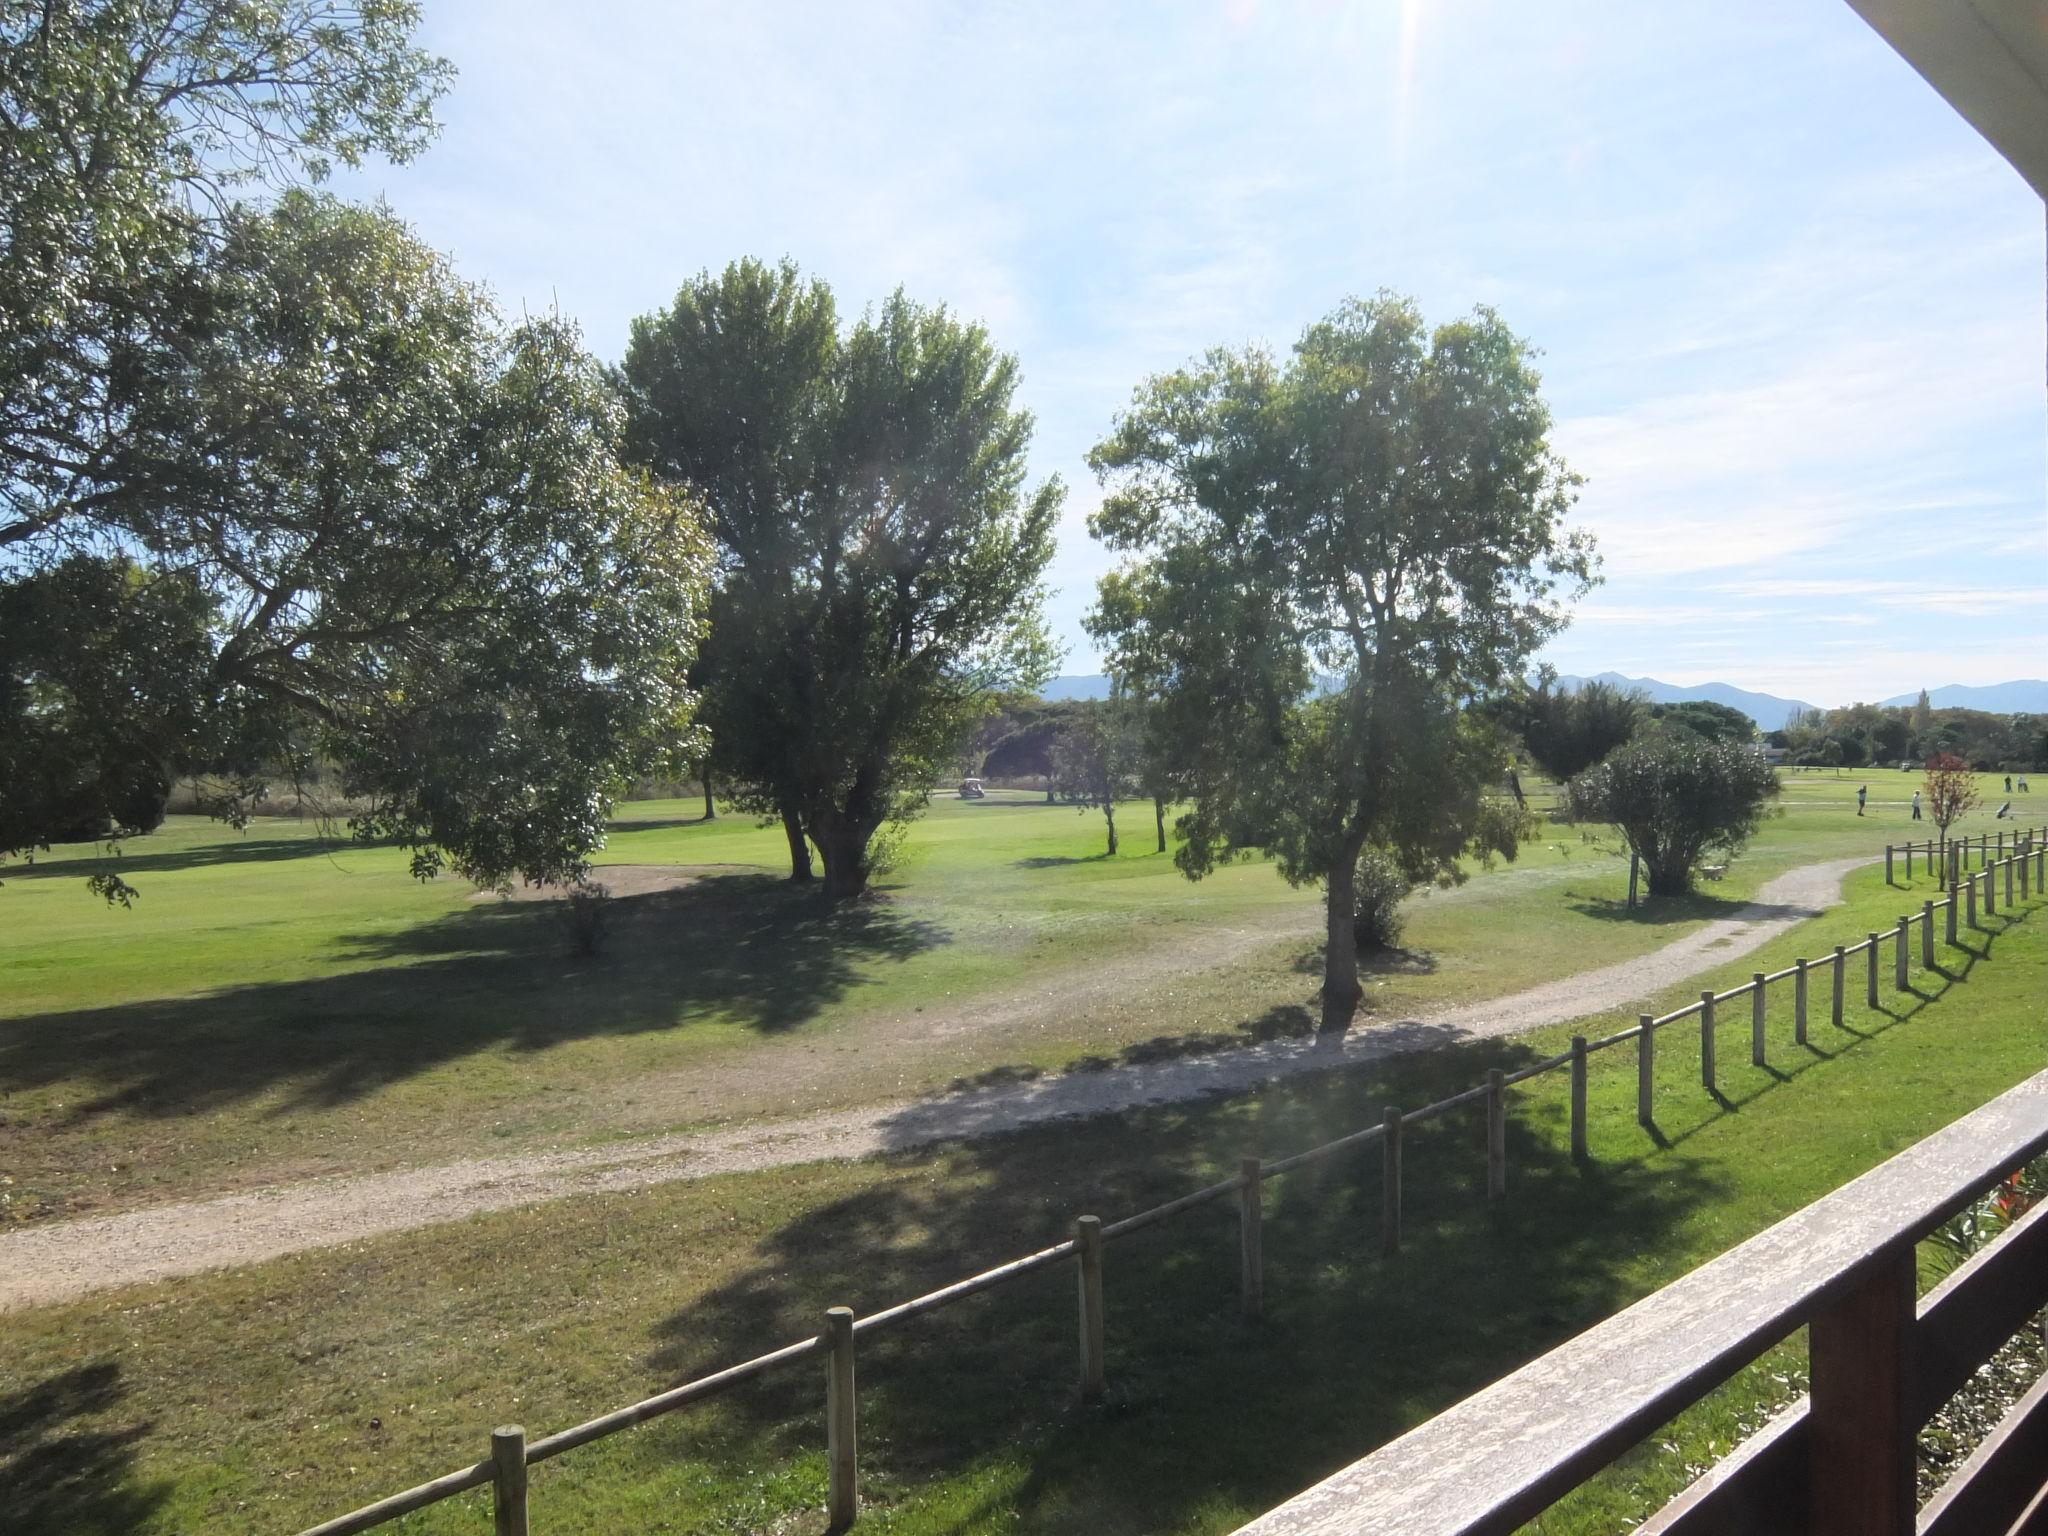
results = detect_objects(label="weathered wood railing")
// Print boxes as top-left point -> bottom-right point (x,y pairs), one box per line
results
1885,824 -> 2047,885
296,836 -> 2046,1535
1229,1066 -> 2048,1536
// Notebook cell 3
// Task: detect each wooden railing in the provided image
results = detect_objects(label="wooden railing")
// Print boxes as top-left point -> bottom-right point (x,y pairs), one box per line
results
1885,824 -> 2048,886
295,835 -> 2047,1536
1230,1067 -> 2048,1536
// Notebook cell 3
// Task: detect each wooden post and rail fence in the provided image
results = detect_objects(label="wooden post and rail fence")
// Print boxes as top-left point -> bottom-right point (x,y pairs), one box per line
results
1884,823 -> 2047,888
296,836 -> 2047,1536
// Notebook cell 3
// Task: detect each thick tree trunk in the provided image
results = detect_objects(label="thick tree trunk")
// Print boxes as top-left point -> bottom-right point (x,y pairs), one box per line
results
1322,852 -> 1363,1032
1154,796 -> 1167,854
700,763 -> 716,822
1104,805 -> 1117,857
781,803 -> 814,882
813,813 -> 873,901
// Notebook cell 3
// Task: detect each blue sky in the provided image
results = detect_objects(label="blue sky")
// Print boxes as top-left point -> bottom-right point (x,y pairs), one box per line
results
336,1 -> 2046,707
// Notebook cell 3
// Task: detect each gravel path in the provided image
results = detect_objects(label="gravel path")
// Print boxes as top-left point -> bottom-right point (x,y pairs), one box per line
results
0,856 -> 1870,1311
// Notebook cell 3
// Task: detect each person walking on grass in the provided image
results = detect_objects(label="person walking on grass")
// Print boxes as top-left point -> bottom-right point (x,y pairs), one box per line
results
1912,790 -> 1922,821
2005,775 -> 2014,793
1857,784 -> 1867,816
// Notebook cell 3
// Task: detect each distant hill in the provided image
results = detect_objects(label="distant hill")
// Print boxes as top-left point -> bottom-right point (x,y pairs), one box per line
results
1879,681 -> 2048,714
1550,673 -> 1815,732
1040,674 -> 1114,701
1041,672 -> 2045,728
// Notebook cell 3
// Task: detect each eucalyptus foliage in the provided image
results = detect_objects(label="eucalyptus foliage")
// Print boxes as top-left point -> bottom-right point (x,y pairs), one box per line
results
1088,294 -> 1594,1027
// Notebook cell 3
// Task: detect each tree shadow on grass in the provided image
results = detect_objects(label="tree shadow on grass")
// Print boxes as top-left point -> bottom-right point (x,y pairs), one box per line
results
0,875 -> 946,1124
1564,888 -> 1790,926
635,1042 -> 1724,1533
2,833 -> 375,882
0,1361 -> 170,1536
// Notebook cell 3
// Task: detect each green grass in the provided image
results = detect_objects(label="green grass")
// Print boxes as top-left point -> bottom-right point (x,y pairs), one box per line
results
3,864 -> 2042,1534
1,772 -> 2039,1219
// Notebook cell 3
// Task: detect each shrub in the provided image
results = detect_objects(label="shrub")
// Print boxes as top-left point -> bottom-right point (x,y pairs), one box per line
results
1569,730 -> 1778,896
1351,848 -> 1413,952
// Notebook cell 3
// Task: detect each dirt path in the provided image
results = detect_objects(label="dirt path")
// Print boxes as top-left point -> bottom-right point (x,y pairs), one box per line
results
0,857 -> 1870,1311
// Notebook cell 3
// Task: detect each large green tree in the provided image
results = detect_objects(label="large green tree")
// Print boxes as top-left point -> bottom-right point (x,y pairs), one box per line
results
617,258 -> 839,880
3,11 -> 706,893
1,0 -> 449,550
621,261 -> 1061,900
119,195 -> 714,887
1088,294 -> 1595,1029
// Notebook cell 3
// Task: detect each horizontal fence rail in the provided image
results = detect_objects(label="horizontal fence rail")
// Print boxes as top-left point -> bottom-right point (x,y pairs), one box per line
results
294,836 -> 2045,1536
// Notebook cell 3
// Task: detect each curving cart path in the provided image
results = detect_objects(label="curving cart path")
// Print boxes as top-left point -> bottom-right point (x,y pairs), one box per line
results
0,856 -> 1873,1311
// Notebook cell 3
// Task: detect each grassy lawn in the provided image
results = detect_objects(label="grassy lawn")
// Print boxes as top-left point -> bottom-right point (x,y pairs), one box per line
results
2,858 -> 2041,1535
1,772 -> 2038,1221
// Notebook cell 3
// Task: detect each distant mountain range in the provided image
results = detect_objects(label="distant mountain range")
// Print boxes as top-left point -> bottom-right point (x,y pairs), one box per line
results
1879,681 -> 2048,714
1549,673 -> 1817,732
1039,673 -> 2048,731
1041,674 -> 1115,701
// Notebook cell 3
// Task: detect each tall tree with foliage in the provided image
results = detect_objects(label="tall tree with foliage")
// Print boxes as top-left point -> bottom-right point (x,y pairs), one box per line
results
1,0 -> 450,551
1051,697 -> 1146,856
1569,730 -> 1779,896
617,258 -> 838,880
1088,294 -> 1595,1029
1506,673 -> 1645,782
6,194 -> 714,892
622,262 -> 1061,899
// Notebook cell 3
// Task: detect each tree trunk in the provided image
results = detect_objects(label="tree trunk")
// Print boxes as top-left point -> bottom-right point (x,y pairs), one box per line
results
1322,853 -> 1363,1032
701,762 -> 716,821
1104,805 -> 1117,857
781,803 -> 814,883
1154,796 -> 1167,853
813,812 -> 873,901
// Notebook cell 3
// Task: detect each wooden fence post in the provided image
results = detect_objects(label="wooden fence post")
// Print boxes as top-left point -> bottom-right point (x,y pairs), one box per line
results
2005,852 -> 2015,908
1809,1252 -> 1916,1536
2022,839 -> 2032,898
1866,934 -> 1879,1008
1966,873 -> 1977,929
1983,866 -> 1996,917
1920,901 -> 1934,970
491,1426 -> 528,1536
1485,1069 -> 1507,1200
1570,1036 -> 1588,1160
1884,844 -> 1894,885
1831,945 -> 1846,1026
1238,1157 -> 1264,1319
825,1307 -> 857,1531
1794,959 -> 1809,1044
1893,919 -> 1908,991
1750,975 -> 1767,1067
1636,1016 -> 1655,1127
1381,1108 -> 1403,1257
1074,1215 -> 1105,1401
1904,841 -> 1913,880
1946,888 -> 1958,947
1699,992 -> 1716,1090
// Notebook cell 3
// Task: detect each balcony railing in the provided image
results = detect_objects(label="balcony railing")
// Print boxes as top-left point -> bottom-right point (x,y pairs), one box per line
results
1230,1065 -> 2048,1536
